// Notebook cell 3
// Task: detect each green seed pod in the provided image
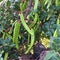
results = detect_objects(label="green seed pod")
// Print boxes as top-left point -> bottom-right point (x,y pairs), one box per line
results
13,21 -> 20,49
20,13 -> 35,54
25,29 -> 35,54
19,13 -> 33,35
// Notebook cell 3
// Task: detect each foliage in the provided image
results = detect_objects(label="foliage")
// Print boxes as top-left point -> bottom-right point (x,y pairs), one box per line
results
44,50 -> 60,60
0,0 -> 60,60
45,15 -> 60,60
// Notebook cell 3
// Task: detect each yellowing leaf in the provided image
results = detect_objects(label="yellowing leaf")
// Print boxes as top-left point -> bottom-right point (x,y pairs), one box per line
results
41,38 -> 50,48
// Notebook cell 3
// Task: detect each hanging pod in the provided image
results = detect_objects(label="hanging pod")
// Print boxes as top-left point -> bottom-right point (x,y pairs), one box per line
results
25,29 -> 35,54
13,21 -> 20,49
19,14 -> 33,35
20,14 -> 35,54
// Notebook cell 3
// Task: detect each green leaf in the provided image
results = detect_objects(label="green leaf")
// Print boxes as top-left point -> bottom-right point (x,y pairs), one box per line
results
44,51 -> 57,60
